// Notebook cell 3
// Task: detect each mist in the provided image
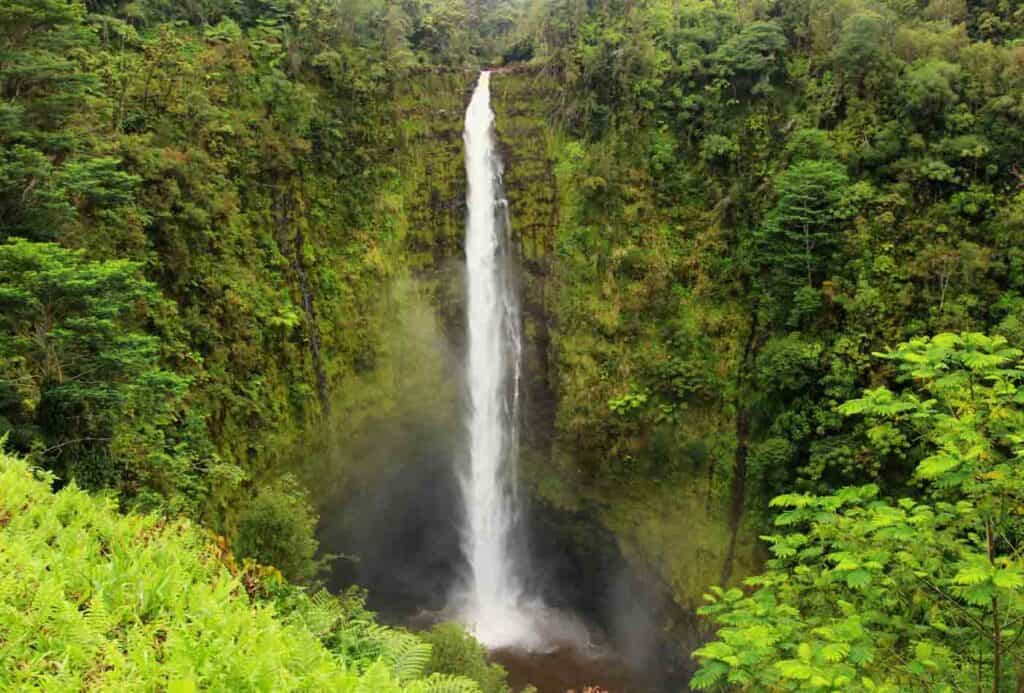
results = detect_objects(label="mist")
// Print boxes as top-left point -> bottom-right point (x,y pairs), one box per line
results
307,269 -> 691,690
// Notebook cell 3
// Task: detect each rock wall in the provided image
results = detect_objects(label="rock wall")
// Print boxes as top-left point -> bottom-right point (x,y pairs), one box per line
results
490,67 -> 764,616
314,67 -> 760,668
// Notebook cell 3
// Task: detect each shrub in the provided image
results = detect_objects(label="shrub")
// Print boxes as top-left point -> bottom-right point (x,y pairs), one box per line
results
233,475 -> 320,582
422,622 -> 511,693
0,450 -> 481,692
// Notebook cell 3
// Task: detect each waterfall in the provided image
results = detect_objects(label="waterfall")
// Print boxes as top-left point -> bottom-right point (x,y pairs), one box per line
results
454,70 -> 592,655
456,70 -> 533,650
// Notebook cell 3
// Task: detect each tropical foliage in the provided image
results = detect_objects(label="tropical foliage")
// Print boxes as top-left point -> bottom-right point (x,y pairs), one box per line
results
485,0 -> 1024,618
0,0 -> 526,578
5,0 -> 1024,689
0,448 -> 483,692
693,334 -> 1024,690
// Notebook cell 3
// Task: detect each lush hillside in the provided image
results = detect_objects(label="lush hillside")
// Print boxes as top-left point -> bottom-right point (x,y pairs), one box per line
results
6,0 -> 1024,690
485,0 -> 1024,604
0,0 -> 525,579
486,0 -> 1024,689
0,448 -> 511,691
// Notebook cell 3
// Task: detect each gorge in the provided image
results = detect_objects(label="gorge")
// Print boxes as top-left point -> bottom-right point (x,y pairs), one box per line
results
6,1 -> 1024,691
314,68 -> 698,691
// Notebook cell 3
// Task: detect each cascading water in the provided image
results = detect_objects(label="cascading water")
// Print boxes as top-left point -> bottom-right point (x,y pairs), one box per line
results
454,70 -> 592,655
455,69 -> 533,650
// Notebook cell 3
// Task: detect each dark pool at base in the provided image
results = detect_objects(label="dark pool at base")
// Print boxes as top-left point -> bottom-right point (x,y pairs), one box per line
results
490,646 -> 654,693
400,605 -> 691,693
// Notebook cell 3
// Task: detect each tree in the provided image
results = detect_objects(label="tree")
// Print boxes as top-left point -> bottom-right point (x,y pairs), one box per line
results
693,333 -> 1024,692
409,0 -> 472,66
900,60 -> 962,130
0,238 -> 199,502
757,159 -> 850,292
0,0 -> 94,141
0,0 -> 98,239
832,12 -> 892,89
0,146 -> 75,240
712,20 -> 787,96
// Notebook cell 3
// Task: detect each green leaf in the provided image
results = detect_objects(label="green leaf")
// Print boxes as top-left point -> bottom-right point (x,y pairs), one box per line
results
822,642 -> 850,663
845,569 -> 872,589
917,453 -> 961,479
960,582 -> 996,606
696,641 -> 735,661
690,661 -> 729,690
953,563 -> 992,586
776,659 -> 813,680
993,568 -> 1024,590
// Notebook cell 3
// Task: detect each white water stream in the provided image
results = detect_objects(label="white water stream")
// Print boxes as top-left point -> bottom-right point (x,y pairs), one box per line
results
455,70 -> 535,650
454,70 -> 590,654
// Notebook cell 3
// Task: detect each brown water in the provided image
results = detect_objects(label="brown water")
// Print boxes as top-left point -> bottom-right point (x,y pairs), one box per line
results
491,646 -> 651,693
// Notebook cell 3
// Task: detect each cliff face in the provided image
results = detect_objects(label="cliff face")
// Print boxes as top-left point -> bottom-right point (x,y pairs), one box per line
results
308,70 -> 472,615
490,71 -> 561,469
490,68 -> 763,613
391,71 -> 472,307
312,66 -> 760,638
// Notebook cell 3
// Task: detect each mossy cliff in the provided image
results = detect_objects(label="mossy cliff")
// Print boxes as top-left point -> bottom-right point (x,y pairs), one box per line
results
313,66 -> 761,640
301,70 -> 473,500
491,67 -> 763,613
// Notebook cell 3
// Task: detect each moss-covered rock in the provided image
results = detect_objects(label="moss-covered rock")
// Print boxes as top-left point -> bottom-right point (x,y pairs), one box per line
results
490,67 -> 763,613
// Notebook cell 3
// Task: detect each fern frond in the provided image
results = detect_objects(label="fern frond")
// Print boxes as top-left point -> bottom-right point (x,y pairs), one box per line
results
83,598 -> 114,636
412,673 -> 482,693
303,589 -> 344,636
381,632 -> 433,683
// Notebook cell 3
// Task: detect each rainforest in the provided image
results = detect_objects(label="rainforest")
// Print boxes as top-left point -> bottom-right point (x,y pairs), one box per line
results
4,0 -> 1024,691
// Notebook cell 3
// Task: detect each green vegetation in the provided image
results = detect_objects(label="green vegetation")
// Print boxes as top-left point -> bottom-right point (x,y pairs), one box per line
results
694,334 -> 1024,690
0,239 -> 193,506
0,1 -> 520,687
487,1 -> 1024,687
5,0 -> 1024,689
482,0 -> 1024,629
422,623 -> 512,693
0,448 -> 486,691
0,0 -> 525,577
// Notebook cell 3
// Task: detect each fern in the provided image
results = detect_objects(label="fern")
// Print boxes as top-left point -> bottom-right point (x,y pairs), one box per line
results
303,589 -> 345,636
82,598 -> 114,637
381,630 -> 434,682
416,673 -> 484,693
0,451 -> 487,692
